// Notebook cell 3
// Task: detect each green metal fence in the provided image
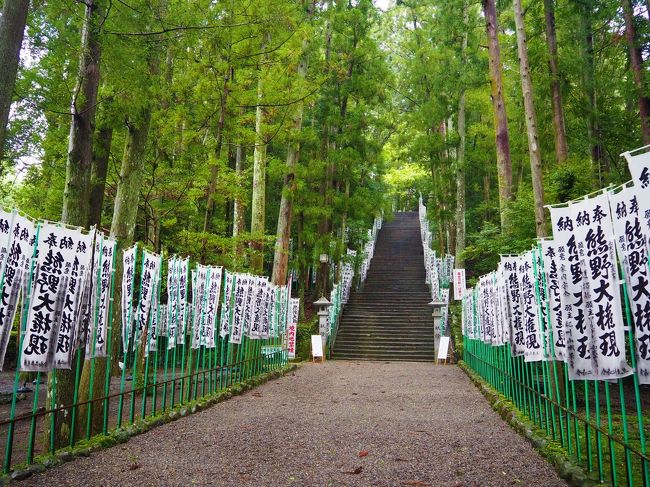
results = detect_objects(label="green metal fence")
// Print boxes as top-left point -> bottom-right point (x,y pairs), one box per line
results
463,327 -> 649,486
2,330 -> 287,473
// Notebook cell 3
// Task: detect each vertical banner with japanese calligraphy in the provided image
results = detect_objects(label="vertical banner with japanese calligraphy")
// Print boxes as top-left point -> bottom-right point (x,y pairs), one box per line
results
242,276 -> 256,339
191,266 -> 208,349
540,239 -> 567,361
220,271 -> 234,338
609,186 -> 650,381
260,282 -> 273,340
134,250 -> 161,351
203,266 -> 222,349
502,256 -> 524,356
177,257 -> 189,345
570,194 -> 631,379
0,212 -> 35,370
121,245 -> 137,352
519,251 -> 544,362
166,257 -> 178,349
287,298 -> 299,359
550,206 -> 596,379
86,235 -> 116,359
453,268 -> 466,301
623,150 -> 650,228
22,224 -> 93,372
230,274 -> 247,344
249,277 -> 266,339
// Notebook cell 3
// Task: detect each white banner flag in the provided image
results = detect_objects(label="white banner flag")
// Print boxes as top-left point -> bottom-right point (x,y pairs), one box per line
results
571,194 -> 631,379
86,235 -> 116,360
540,240 -> 566,361
121,245 -> 137,352
0,212 -> 35,370
519,251 -> 544,362
609,186 -> 650,381
166,257 -> 179,350
220,271 -> 234,338
134,250 -> 161,351
287,298 -> 299,359
203,266 -> 222,349
176,257 -> 189,345
230,274 -> 248,344
22,224 -> 92,371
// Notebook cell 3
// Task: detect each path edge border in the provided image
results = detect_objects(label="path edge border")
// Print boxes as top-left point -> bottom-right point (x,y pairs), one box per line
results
458,361 -> 605,487
5,363 -> 301,484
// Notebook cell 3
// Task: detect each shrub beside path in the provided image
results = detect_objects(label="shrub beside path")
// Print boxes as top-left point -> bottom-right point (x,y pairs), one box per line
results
23,361 -> 567,486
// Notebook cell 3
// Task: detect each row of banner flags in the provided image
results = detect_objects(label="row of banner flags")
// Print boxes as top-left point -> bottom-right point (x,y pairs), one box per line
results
462,147 -> 650,383
419,199 -> 454,335
0,214 -> 119,372
2,210 -> 387,373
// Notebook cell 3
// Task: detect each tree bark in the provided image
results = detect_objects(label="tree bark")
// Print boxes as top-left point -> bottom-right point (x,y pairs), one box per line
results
0,0 -> 29,164
88,125 -> 113,228
483,0 -> 513,231
543,0 -> 568,164
250,69 -> 268,274
622,0 -> 650,145
455,3 -> 468,267
61,0 -> 104,227
233,143 -> 246,238
579,0 -> 602,176
271,11 -> 312,286
514,0 -> 546,237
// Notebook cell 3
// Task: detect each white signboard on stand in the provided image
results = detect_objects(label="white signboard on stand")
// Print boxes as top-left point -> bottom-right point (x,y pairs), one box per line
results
311,335 -> 324,362
437,336 -> 450,363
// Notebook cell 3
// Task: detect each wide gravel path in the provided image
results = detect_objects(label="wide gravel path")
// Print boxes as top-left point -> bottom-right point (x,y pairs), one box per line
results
23,362 -> 567,486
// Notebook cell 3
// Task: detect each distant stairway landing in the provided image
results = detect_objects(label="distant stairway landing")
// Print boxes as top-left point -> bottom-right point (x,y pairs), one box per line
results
333,212 -> 435,362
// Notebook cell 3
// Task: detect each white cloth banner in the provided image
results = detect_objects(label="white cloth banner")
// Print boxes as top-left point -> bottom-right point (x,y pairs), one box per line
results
540,239 -> 567,361
570,194 -> 631,379
121,245 -> 137,351
86,235 -> 116,359
230,274 -> 247,344
609,186 -> 650,381
551,205 -> 596,379
220,271 -> 234,338
519,251 -> 544,362
0,213 -> 35,370
176,258 -> 189,345
22,224 -> 93,371
134,250 -> 161,351
287,298 -> 299,359
203,266 -> 222,349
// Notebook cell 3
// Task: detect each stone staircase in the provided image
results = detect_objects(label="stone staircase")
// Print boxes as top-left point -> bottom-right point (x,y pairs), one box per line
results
333,212 -> 435,362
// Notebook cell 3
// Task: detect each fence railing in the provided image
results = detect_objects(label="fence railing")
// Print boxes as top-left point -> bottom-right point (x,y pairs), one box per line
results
463,337 -> 649,486
2,333 -> 287,474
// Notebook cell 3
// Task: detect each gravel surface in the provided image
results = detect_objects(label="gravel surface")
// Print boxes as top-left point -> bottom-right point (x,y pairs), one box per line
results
22,362 -> 567,487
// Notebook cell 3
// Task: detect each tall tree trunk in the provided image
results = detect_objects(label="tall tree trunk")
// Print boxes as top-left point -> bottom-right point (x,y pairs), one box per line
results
203,67 -> 231,236
88,125 -> 113,228
455,3 -> 468,267
233,143 -> 246,238
580,0 -> 602,177
250,52 -> 269,274
61,0 -> 104,226
455,92 -> 466,266
514,0 -> 546,237
48,0 -> 104,447
543,0 -> 568,164
622,0 -> 650,145
483,0 -> 513,231
271,7 -> 313,285
0,0 -> 29,164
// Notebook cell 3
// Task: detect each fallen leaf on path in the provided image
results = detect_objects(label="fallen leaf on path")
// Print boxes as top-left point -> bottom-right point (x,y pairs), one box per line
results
128,463 -> 140,471
358,450 -> 369,458
252,392 -> 262,397
343,466 -> 363,474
